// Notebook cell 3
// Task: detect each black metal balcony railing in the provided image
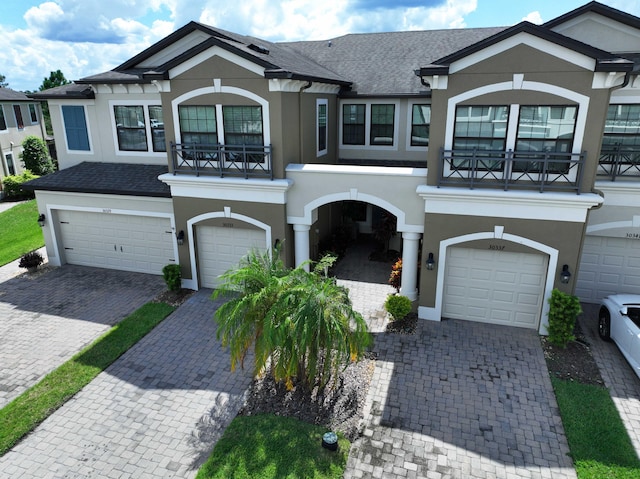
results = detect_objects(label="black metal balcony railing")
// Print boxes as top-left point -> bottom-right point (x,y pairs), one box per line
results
170,142 -> 273,179
598,146 -> 640,181
438,148 -> 586,194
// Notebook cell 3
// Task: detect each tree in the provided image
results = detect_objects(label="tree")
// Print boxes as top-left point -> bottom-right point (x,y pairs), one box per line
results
20,136 -> 55,175
213,248 -> 371,393
0,74 -> 7,88
39,70 -> 71,135
39,70 -> 70,91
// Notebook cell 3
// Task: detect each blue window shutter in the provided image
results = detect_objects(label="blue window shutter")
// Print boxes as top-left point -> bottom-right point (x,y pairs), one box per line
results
62,105 -> 90,151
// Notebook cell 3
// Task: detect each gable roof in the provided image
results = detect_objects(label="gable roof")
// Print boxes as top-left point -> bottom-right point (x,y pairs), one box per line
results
28,83 -> 95,100
544,1 -> 640,30
418,20 -> 634,76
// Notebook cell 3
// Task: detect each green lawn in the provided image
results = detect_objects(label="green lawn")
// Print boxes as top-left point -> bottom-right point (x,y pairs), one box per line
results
196,414 -> 349,479
0,200 -> 44,266
0,302 -> 176,456
552,378 -> 640,478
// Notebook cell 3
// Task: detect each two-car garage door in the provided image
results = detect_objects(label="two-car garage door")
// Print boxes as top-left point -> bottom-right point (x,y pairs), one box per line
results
58,210 -> 174,275
443,247 -> 548,329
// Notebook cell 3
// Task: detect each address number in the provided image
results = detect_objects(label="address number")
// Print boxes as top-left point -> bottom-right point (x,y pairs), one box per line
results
488,244 -> 505,251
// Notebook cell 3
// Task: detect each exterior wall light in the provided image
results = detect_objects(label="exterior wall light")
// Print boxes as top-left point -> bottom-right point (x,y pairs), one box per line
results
426,252 -> 436,270
176,230 -> 185,246
37,213 -> 46,227
560,264 -> 571,284
274,238 -> 280,249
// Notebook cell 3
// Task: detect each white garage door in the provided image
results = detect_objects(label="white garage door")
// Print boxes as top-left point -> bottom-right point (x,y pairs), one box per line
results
443,247 -> 548,329
576,235 -> 640,303
58,210 -> 175,275
197,225 -> 266,288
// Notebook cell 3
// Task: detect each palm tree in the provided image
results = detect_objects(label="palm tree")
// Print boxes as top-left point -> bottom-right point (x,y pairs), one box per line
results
213,249 -> 371,393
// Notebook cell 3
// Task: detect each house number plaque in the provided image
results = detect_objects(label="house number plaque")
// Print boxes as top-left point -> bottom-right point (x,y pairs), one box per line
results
223,223 -> 234,228
488,244 -> 505,251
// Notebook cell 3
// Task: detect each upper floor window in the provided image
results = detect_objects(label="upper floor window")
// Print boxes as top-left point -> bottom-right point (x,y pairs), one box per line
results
317,99 -> 328,155
179,105 -> 217,145
13,105 -> 24,130
0,106 -> 6,131
370,104 -> 395,146
61,105 -> 90,151
149,106 -> 165,152
454,105 -> 508,151
342,104 -> 365,145
411,104 -> 431,147
114,106 -> 147,151
603,104 -> 640,149
222,106 -> 263,145
29,104 -> 38,124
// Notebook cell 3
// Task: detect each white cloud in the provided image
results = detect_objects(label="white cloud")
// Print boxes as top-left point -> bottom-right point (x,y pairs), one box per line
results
522,11 -> 543,25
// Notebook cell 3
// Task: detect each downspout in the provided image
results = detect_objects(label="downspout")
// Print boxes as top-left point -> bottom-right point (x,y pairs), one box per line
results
298,81 -> 312,164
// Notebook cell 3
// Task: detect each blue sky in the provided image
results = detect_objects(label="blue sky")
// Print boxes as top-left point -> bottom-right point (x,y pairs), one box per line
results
1,0 -> 639,92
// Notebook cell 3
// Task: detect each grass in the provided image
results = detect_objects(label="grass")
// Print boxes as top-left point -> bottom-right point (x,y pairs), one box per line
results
552,378 -> 640,478
0,302 -> 175,456
196,414 -> 349,479
0,199 -> 44,266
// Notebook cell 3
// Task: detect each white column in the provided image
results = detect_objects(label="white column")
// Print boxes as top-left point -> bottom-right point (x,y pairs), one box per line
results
293,224 -> 311,271
400,232 -> 421,301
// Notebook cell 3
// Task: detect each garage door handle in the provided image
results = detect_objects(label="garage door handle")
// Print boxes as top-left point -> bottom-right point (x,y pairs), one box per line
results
64,247 -> 73,250
120,246 -> 123,252
114,244 -> 117,251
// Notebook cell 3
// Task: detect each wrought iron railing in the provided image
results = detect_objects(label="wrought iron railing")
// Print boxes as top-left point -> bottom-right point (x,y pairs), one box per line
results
598,146 -> 640,181
170,142 -> 273,179
438,148 -> 586,194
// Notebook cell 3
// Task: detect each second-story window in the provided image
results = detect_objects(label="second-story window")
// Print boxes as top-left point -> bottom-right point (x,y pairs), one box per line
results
179,105 -> 217,145
342,104 -> 365,145
317,99 -> 328,155
13,105 -> 24,130
453,105 -> 508,169
222,106 -> 263,145
114,106 -> 147,151
411,104 -> 431,146
603,104 -> 640,151
0,106 -> 6,131
370,104 -> 395,145
29,104 -> 38,124
149,106 -> 165,152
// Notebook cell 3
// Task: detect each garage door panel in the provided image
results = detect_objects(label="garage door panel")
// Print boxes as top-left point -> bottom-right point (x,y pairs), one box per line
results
443,247 -> 547,329
578,236 -> 640,302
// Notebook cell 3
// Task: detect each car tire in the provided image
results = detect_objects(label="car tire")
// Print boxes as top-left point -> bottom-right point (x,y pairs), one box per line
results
598,307 -> 611,341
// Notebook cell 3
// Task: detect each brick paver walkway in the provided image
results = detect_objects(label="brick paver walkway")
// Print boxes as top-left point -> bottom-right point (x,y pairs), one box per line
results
0,289 -> 252,478
0,265 -> 165,408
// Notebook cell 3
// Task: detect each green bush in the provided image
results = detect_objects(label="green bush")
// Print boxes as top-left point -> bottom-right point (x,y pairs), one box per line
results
385,294 -> 412,321
18,250 -> 44,270
20,136 -> 54,176
547,288 -> 582,347
2,170 -> 38,199
162,264 -> 182,291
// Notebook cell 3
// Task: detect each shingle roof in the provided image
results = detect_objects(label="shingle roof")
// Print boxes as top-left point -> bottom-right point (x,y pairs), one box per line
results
28,83 -> 95,100
0,88 -> 32,101
22,162 -> 171,197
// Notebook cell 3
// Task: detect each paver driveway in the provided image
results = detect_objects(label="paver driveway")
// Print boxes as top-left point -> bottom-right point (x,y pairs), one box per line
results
0,265 -> 166,408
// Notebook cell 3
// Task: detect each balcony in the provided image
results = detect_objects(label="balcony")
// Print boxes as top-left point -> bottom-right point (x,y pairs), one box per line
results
170,142 -> 273,179
438,148 -> 585,194
598,146 -> 640,181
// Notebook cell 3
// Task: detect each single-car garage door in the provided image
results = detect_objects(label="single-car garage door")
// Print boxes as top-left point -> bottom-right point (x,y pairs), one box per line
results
58,210 -> 175,275
576,235 -> 640,303
197,225 -> 266,288
443,247 -> 548,329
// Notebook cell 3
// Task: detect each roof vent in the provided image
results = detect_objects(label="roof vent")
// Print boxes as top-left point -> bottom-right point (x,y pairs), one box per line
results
248,43 -> 269,55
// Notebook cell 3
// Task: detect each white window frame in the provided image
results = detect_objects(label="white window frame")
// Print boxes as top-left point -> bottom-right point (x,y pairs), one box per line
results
29,104 -> 38,124
0,105 -> 7,133
339,99 -> 400,151
109,100 -> 166,157
316,98 -> 328,157
406,101 -> 431,151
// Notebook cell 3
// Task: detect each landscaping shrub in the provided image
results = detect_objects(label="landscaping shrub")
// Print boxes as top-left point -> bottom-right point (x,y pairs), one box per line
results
385,294 -> 412,321
388,258 -> 402,293
162,264 -> 182,291
18,250 -> 44,270
547,288 -> 582,347
2,171 -> 38,199
20,136 -> 54,176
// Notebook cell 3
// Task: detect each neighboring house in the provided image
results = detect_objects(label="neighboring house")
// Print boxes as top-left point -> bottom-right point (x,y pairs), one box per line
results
26,1 -> 640,334
0,88 -> 47,197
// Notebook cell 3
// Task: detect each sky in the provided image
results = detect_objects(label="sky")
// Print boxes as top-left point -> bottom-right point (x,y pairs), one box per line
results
1,0 -> 640,92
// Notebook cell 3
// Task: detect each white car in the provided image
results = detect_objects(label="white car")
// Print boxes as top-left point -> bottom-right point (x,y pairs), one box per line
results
599,294 -> 640,379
